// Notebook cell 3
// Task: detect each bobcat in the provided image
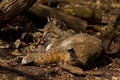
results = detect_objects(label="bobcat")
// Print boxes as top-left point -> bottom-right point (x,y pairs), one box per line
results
21,33 -> 103,68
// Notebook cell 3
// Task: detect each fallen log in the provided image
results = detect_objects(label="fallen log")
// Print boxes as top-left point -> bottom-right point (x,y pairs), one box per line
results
29,2 -> 87,32
59,7 -> 102,24
0,0 -> 37,21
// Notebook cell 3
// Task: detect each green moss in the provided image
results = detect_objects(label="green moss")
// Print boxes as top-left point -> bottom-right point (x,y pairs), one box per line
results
60,7 -> 102,24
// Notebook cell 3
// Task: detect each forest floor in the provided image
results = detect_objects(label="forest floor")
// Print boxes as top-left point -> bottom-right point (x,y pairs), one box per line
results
0,0 -> 120,80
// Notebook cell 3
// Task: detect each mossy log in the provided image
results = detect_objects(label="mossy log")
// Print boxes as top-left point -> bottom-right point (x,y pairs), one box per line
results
59,7 -> 102,24
0,0 -> 37,21
29,2 -> 87,32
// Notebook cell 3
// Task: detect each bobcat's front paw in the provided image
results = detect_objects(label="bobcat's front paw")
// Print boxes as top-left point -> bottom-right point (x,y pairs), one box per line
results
21,54 -> 35,65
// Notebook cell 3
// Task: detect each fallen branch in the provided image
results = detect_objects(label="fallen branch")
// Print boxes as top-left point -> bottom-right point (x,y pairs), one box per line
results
60,64 -> 85,76
29,2 -> 87,32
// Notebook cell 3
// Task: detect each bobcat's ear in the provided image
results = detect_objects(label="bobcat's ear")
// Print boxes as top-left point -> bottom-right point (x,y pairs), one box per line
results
47,16 -> 54,22
47,16 -> 58,25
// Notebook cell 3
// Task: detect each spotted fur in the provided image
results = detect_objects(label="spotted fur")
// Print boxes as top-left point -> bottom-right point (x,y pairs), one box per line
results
22,33 -> 103,67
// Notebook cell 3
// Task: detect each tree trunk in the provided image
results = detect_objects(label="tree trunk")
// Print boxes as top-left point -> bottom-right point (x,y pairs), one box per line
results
0,0 -> 37,21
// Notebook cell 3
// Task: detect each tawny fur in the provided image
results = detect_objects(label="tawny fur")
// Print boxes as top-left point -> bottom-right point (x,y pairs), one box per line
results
22,33 -> 103,67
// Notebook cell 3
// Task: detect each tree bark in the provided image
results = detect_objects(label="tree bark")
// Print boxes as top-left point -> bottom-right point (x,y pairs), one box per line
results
0,0 -> 37,21
29,2 -> 87,32
59,7 -> 102,24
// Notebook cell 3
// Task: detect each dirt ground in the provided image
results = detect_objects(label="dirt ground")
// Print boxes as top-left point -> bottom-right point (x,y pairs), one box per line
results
0,0 -> 120,80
